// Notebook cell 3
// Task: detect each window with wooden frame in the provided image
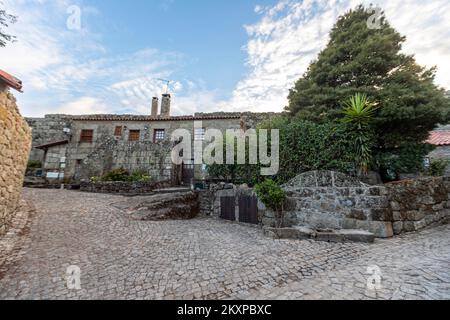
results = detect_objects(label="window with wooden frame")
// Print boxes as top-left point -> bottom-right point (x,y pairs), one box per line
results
128,130 -> 140,142
80,129 -> 94,143
194,127 -> 206,141
114,126 -> 123,136
153,129 -> 165,142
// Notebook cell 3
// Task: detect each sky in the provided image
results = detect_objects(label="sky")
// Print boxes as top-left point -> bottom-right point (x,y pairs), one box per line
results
1,0 -> 449,117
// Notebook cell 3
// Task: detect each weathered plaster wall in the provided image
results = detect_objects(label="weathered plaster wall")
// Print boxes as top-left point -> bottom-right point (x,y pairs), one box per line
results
0,87 -> 32,235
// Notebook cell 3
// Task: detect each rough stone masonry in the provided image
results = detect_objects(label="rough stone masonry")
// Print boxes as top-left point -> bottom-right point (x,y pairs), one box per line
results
0,84 -> 32,236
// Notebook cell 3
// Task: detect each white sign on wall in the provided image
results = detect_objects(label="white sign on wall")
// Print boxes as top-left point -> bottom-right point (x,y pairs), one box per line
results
46,172 -> 59,179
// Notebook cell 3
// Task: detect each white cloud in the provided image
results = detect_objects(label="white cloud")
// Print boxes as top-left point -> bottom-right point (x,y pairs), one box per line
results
52,96 -> 110,115
227,0 -> 450,112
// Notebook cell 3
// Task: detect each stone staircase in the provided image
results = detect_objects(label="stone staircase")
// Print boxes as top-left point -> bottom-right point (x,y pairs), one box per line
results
112,190 -> 199,221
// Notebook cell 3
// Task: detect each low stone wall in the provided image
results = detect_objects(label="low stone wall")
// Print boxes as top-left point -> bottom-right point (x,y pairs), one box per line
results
386,177 -> 450,235
80,180 -> 172,194
0,88 -> 32,236
271,171 -> 450,238
279,171 -> 393,237
202,172 -> 450,239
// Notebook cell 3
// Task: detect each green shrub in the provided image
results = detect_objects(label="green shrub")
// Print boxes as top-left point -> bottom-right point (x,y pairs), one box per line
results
428,159 -> 449,177
27,160 -> 42,169
91,168 -> 152,182
206,116 -> 358,185
255,179 -> 286,228
260,116 -> 357,183
376,144 -> 434,181
129,170 -> 152,182
101,168 -> 130,182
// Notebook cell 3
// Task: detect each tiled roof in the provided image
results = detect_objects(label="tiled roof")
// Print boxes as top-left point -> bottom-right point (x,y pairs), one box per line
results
70,114 -> 242,121
427,130 -> 450,146
0,69 -> 23,92
35,140 -> 69,150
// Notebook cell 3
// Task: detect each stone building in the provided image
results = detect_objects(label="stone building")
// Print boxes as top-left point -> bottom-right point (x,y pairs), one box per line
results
427,126 -> 450,175
28,95 -> 278,184
0,70 -> 32,236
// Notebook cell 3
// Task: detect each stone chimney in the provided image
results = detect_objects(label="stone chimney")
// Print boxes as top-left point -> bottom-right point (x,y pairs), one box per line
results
151,97 -> 159,117
161,94 -> 171,117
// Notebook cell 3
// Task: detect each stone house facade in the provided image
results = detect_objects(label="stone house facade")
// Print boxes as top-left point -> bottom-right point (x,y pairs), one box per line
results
427,127 -> 450,175
28,95 -> 278,184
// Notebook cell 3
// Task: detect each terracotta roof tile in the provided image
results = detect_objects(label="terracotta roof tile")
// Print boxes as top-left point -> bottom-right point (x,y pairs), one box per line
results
70,114 -> 241,121
427,130 -> 450,146
0,69 -> 23,92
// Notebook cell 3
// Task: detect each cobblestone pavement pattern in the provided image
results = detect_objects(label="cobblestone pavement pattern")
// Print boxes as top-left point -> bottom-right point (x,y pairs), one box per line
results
0,189 -> 449,300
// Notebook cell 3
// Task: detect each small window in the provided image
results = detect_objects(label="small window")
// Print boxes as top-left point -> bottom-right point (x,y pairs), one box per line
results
129,130 -> 140,142
154,129 -> 165,142
114,126 -> 123,136
194,128 -> 206,141
80,129 -> 94,143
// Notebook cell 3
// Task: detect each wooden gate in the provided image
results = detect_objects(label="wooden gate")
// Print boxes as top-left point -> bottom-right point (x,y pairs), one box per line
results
238,195 -> 258,224
182,163 -> 194,185
220,196 -> 235,221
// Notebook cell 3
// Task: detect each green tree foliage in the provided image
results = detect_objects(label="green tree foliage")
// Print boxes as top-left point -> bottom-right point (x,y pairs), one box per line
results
206,116 -> 358,184
286,5 -> 449,176
260,116 -> 357,183
0,7 -> 17,47
206,131 -> 263,186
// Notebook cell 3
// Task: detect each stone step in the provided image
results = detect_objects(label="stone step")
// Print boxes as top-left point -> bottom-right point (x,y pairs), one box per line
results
153,187 -> 191,194
263,226 -> 375,243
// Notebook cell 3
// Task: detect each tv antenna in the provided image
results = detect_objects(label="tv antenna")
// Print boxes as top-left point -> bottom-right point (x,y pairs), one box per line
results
157,78 -> 172,94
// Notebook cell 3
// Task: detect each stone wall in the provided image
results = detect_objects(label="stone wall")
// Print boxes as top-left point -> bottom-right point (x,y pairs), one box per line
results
65,117 -> 243,182
25,115 -> 72,163
272,171 -> 450,238
0,88 -> 32,236
203,171 -> 450,239
386,177 -> 450,235
279,171 -> 393,237
80,180 -> 172,195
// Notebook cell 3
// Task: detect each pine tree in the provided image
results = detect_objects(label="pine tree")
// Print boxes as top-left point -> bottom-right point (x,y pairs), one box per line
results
287,5 -> 450,176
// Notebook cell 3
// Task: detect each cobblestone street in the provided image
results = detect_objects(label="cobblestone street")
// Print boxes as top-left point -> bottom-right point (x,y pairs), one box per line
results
0,188 -> 449,300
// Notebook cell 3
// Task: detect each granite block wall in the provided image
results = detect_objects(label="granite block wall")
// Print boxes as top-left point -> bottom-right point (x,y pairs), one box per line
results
0,87 -> 32,235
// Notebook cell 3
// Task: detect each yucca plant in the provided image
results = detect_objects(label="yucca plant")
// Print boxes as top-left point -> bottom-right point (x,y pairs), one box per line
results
341,93 -> 378,175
